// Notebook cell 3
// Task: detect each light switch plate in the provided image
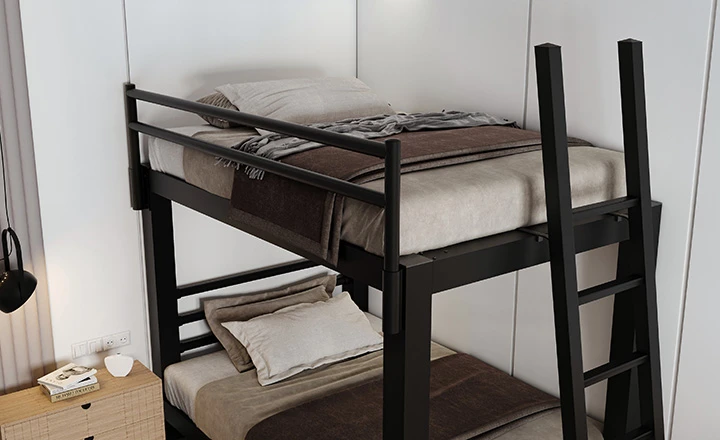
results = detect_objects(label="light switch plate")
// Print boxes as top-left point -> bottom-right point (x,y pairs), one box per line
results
71,342 -> 87,359
88,338 -> 103,354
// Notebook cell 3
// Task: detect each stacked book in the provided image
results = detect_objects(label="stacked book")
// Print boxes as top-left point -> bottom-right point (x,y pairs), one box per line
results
38,363 -> 99,403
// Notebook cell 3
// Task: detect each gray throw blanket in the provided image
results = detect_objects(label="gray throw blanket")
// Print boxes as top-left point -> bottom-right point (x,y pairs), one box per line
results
225,111 -> 517,179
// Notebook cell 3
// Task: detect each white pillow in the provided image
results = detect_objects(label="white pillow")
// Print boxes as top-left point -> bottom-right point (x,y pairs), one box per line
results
215,77 -> 394,135
221,292 -> 383,386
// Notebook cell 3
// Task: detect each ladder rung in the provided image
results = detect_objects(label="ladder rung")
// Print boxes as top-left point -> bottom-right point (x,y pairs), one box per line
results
584,352 -> 648,387
578,275 -> 644,305
573,196 -> 639,222
621,427 -> 653,440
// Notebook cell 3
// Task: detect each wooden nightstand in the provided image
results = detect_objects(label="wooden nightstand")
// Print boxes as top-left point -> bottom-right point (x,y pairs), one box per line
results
0,361 -> 164,440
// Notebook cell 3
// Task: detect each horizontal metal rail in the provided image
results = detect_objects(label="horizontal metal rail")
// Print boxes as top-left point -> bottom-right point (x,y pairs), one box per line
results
130,122 -> 385,207
126,88 -> 387,158
176,259 -> 316,298
179,334 -> 218,353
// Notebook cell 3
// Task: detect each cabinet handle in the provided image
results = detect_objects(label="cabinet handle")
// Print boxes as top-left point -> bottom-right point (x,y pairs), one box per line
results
81,403 -> 91,410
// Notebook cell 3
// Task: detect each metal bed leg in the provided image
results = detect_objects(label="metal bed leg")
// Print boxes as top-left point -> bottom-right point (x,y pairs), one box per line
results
383,256 -> 433,440
142,192 -> 181,378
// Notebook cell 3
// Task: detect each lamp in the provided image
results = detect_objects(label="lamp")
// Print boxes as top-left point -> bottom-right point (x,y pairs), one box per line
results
0,128 -> 36,313
0,227 -> 36,313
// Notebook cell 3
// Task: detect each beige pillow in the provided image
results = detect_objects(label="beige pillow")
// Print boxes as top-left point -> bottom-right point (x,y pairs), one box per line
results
222,292 -> 383,386
196,92 -> 241,128
215,77 -> 395,136
204,273 -> 336,372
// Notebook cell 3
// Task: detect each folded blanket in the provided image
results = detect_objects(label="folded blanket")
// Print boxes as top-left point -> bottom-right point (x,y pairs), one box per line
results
246,353 -> 560,440
226,111 -> 517,179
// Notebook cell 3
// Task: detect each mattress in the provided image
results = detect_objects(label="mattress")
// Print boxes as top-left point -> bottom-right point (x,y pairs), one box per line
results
164,314 -> 603,439
147,126 -> 626,256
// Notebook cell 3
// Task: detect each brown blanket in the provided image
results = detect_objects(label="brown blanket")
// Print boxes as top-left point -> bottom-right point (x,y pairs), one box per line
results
227,125 -> 589,264
246,353 -> 559,440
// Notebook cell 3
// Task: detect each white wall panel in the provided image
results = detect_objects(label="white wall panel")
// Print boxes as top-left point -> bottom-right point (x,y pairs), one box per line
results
368,274 -> 517,374
18,0 -> 147,365
358,0 -> 531,120
671,5 -> 720,438
522,1 -> 716,425
358,0 -> 532,372
125,0 -> 357,295
18,0 -> 356,368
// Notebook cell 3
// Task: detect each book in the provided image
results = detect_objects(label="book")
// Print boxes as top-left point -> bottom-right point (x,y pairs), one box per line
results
42,376 -> 97,395
37,363 -> 97,390
40,381 -> 100,403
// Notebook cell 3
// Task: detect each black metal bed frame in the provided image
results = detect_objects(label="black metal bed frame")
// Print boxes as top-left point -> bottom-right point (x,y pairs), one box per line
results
125,40 -> 664,440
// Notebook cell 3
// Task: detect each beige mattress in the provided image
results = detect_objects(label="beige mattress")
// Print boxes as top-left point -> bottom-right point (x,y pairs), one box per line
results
164,314 -> 603,439
147,126 -> 626,256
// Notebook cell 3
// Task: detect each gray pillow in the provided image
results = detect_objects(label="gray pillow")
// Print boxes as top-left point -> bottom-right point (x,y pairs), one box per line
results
216,77 -> 394,136
222,292 -> 383,386
196,92 -> 241,128
203,273 -> 336,373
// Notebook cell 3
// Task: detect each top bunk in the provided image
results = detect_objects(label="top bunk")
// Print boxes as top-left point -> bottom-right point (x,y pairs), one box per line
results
125,83 -> 659,294
124,40 -> 663,302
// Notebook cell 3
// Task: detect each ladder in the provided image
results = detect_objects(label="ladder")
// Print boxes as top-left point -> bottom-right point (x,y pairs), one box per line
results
535,40 -> 664,440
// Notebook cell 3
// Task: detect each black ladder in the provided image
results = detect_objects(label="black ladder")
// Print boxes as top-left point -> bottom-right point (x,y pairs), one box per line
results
535,40 -> 664,440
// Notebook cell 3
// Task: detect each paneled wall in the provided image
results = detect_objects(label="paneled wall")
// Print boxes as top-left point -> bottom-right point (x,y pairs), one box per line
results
523,1 -> 716,426
18,0 -> 357,365
19,0 -> 147,366
670,4 -> 720,438
16,0 -> 718,435
359,0 -> 531,374
359,0 -> 716,429
124,0 -> 357,326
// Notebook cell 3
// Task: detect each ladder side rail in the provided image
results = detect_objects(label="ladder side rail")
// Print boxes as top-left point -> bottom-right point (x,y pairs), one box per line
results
535,43 -> 589,440
617,39 -> 665,439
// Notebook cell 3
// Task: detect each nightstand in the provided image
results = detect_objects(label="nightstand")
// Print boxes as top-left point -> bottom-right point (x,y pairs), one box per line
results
0,360 -> 164,440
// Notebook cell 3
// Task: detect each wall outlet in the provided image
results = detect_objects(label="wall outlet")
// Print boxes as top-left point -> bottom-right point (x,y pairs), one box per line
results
73,330 -> 131,357
114,331 -> 131,347
102,335 -> 117,350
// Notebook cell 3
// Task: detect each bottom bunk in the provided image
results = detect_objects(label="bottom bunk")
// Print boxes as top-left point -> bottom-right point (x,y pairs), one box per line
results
164,312 -> 603,440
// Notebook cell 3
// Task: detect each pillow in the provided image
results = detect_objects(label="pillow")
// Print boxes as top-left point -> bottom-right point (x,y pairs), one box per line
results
204,273 -> 336,373
196,92 -> 241,128
215,77 -> 395,136
221,292 -> 383,386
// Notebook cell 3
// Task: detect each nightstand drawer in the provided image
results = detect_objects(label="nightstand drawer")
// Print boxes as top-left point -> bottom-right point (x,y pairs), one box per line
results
92,415 -> 164,440
87,383 -> 163,434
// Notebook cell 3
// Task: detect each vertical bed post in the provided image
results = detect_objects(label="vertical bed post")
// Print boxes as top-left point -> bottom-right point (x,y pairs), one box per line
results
124,82 -> 146,210
604,39 -> 665,439
143,193 -> 181,378
535,43 -> 589,440
382,139 -> 431,440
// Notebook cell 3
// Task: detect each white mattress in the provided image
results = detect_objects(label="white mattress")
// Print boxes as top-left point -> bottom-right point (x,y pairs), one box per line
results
148,127 -> 626,256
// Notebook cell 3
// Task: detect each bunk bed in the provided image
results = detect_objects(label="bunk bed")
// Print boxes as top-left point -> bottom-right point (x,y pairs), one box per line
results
124,40 -> 664,440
